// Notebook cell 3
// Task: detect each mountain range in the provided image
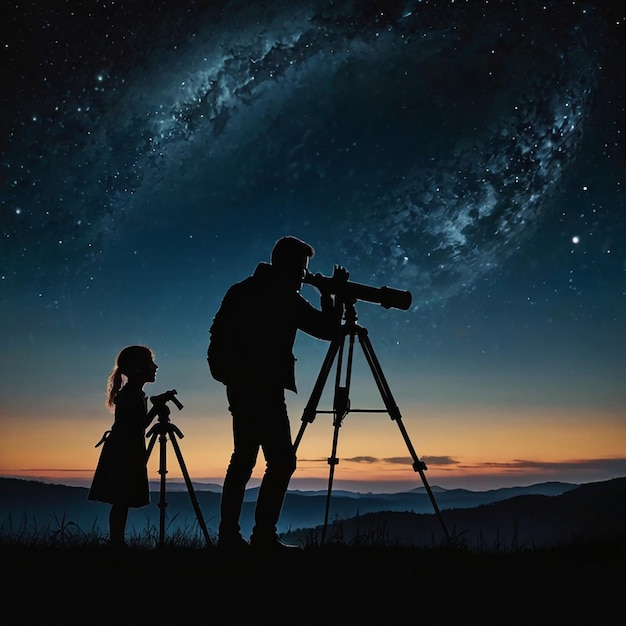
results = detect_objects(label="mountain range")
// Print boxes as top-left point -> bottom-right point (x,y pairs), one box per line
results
1,476 -> 624,550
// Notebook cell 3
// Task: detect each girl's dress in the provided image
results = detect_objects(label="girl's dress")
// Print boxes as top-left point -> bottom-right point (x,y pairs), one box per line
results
88,383 -> 150,507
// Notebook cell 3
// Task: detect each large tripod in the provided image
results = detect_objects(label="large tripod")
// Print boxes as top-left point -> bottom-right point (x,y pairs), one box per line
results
145,390 -> 212,548
293,302 -> 450,543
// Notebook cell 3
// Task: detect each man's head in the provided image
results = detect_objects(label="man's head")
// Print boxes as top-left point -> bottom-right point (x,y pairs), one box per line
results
270,236 -> 314,288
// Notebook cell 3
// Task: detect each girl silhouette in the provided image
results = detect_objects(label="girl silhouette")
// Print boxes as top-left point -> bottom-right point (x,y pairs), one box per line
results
88,345 -> 159,547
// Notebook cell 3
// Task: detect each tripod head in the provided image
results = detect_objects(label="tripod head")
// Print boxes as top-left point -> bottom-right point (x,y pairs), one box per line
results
144,387 -> 212,547
150,389 -> 183,421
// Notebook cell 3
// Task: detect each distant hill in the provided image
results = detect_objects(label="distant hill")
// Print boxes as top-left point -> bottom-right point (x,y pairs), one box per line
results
282,476 -> 626,550
0,478 -> 626,547
1,476 -> 617,549
276,481 -> 580,532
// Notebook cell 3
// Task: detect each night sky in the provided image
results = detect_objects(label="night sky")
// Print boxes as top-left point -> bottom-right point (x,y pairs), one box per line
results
2,0 -> 625,493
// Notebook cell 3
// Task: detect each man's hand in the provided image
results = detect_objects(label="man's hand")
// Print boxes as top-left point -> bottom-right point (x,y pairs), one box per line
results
331,264 -> 349,283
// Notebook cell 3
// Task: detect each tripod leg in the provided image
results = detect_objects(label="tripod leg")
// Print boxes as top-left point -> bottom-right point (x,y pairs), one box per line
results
322,329 -> 355,541
146,431 -> 158,463
293,335 -> 343,451
357,327 -> 450,542
168,433 -> 213,547
158,431 -> 168,547
322,412 -> 343,543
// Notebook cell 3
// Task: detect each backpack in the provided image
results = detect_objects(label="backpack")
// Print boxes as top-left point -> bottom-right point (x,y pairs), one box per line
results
207,331 -> 230,384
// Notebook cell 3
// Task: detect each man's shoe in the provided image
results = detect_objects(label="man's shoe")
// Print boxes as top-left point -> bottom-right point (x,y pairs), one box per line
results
217,533 -> 250,552
249,536 -> 302,552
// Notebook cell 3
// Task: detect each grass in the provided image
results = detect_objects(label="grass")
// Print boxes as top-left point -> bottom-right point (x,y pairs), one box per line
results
1,515 -> 624,625
0,510 -> 213,549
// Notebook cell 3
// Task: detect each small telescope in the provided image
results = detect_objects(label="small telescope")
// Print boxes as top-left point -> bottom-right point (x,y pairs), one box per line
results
303,271 -> 412,311
150,389 -> 184,411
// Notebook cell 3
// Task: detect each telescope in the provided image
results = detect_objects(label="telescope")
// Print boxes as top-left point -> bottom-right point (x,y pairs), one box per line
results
150,389 -> 184,411
303,271 -> 412,310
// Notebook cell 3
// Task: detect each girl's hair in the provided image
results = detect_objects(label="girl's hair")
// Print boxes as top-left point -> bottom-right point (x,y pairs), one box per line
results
106,345 -> 154,409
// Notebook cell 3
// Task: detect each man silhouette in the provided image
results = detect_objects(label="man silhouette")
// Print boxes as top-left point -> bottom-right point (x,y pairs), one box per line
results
208,236 -> 348,551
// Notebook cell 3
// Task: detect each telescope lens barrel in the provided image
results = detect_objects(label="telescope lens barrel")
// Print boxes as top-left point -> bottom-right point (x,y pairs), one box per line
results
303,272 -> 412,310
377,285 -> 412,310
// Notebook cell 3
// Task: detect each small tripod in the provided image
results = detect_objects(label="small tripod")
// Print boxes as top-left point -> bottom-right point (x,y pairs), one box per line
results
293,302 -> 450,543
145,390 -> 212,548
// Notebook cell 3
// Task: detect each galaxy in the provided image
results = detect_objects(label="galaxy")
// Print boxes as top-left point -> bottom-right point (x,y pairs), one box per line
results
2,1 -> 625,491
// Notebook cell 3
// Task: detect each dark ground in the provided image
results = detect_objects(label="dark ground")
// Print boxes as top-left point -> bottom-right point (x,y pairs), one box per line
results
2,536 -> 623,625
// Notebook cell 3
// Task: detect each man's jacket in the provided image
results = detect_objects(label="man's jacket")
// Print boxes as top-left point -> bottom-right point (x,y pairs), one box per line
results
208,262 -> 340,392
